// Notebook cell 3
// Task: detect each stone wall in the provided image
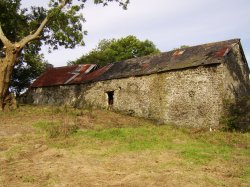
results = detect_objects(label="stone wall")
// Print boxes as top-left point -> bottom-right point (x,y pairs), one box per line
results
21,43 -> 250,128
223,44 -> 250,100
23,64 -> 228,127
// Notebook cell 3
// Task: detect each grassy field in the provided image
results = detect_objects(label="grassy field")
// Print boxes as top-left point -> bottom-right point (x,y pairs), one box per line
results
0,105 -> 249,186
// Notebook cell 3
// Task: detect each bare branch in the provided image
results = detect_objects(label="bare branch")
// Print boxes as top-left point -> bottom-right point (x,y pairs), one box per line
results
19,17 -> 49,48
18,0 -> 68,48
0,25 -> 11,46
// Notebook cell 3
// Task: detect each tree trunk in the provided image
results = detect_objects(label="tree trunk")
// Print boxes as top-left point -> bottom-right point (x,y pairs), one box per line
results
0,50 -> 17,111
0,0 -> 69,111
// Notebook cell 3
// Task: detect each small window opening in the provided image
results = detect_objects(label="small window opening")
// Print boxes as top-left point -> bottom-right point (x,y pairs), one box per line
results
107,91 -> 114,106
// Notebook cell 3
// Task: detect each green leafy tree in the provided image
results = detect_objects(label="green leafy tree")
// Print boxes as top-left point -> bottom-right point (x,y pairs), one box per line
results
0,0 -> 48,97
0,0 -> 129,110
69,35 -> 160,66
10,56 -> 52,96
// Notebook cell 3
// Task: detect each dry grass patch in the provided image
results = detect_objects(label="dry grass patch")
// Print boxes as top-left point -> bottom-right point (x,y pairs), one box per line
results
0,105 -> 249,186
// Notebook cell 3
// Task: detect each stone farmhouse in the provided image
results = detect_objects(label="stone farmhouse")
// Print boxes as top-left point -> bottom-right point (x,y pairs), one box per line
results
22,39 -> 250,127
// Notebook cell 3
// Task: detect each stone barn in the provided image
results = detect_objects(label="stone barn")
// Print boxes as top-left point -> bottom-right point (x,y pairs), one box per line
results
22,39 -> 250,127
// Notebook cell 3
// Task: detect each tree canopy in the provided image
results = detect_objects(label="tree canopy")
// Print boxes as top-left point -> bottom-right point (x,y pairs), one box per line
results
0,0 -> 129,51
10,58 -> 53,96
0,0 -> 129,110
0,0 -> 50,95
69,35 -> 160,66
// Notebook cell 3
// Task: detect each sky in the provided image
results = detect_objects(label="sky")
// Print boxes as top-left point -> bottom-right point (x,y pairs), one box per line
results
22,0 -> 250,67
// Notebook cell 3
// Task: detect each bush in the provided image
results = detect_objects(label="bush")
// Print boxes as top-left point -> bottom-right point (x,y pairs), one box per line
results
222,96 -> 250,132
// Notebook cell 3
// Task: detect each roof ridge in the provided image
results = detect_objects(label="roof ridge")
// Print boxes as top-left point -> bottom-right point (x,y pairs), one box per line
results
118,38 -> 240,64
180,38 -> 240,51
52,64 -> 97,69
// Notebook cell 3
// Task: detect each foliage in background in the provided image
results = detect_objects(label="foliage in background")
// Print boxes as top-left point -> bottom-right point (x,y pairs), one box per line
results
69,35 -> 160,66
173,45 -> 190,50
11,59 -> 53,96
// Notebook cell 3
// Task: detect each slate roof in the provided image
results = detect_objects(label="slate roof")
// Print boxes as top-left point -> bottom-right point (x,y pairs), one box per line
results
31,39 -> 242,88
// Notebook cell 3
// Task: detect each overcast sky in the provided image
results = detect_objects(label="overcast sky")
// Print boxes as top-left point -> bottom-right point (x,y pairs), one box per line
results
22,0 -> 250,67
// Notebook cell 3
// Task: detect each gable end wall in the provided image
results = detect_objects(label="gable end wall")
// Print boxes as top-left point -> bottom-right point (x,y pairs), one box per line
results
222,43 -> 250,100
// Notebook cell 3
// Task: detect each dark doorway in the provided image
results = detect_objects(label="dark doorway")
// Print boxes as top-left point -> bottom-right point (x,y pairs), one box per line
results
107,91 -> 114,106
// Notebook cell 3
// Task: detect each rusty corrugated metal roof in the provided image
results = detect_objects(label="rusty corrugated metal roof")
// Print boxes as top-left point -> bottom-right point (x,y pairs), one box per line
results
31,39 -> 242,88
31,64 -> 95,87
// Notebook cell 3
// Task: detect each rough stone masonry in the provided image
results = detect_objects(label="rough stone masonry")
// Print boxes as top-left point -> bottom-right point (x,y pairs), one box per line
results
21,39 -> 250,128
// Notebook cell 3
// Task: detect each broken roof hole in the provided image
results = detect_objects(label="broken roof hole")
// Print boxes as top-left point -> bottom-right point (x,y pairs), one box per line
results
214,47 -> 231,58
172,50 -> 185,57
85,64 -> 98,74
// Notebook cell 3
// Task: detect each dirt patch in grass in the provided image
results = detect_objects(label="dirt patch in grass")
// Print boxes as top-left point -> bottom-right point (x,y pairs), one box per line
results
0,105 -> 249,186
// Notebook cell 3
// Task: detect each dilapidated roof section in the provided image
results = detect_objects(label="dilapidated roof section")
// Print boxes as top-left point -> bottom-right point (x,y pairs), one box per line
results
32,64 -> 98,87
31,39 -> 242,87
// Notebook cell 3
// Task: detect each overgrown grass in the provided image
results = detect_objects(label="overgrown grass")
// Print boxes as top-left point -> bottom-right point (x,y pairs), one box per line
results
180,142 -> 232,165
241,167 -> 250,181
22,104 -> 249,167
33,120 -> 79,138
4,145 -> 23,162
80,127 -> 230,165
19,175 -> 36,183
75,127 -> 174,152
41,125 -> 248,166
1,105 -> 250,186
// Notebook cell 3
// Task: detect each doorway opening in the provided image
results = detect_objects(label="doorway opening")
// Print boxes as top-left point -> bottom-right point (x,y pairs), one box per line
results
107,91 -> 114,106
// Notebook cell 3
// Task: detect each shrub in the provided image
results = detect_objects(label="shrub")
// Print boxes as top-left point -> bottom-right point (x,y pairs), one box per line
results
222,96 -> 250,132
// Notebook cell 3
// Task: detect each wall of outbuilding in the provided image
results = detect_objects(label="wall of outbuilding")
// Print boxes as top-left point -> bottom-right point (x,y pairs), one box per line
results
23,64 -> 229,127
222,44 -> 250,100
